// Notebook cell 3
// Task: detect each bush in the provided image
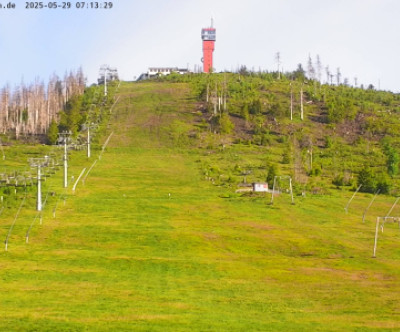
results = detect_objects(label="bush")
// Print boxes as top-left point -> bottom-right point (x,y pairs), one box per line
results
376,175 -> 391,194
47,120 -> 59,145
253,133 -> 271,146
332,175 -> 344,187
357,166 -> 376,193
281,150 -> 291,164
382,141 -> 399,177
266,164 -> 278,187
276,136 -> 288,144
219,114 -> 234,134
324,136 -> 333,148
309,166 -> 321,177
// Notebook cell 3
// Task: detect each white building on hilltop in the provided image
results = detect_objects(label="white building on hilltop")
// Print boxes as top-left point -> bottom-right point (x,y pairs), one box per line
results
137,67 -> 190,81
148,67 -> 189,76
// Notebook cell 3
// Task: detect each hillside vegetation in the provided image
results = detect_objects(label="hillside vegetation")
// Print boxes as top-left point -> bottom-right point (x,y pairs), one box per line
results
0,76 -> 400,331
159,71 -> 400,195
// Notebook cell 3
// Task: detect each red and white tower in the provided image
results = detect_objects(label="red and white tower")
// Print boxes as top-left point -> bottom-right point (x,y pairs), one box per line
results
201,20 -> 216,73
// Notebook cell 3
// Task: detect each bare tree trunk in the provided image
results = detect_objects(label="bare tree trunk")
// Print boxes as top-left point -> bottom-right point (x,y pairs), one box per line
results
0,69 -> 85,138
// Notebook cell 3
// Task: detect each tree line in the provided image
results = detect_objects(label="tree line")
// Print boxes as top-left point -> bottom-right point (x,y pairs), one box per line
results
0,68 -> 85,139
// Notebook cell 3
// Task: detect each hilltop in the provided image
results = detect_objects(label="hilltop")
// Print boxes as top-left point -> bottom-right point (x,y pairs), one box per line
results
0,77 -> 400,330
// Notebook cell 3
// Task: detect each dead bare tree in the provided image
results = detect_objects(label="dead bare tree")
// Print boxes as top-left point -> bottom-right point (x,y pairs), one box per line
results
0,69 -> 85,139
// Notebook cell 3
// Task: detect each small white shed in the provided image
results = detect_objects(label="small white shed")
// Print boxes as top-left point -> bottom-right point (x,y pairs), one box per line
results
252,183 -> 268,192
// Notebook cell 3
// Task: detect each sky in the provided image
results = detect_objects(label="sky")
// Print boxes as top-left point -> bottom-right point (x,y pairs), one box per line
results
0,0 -> 399,92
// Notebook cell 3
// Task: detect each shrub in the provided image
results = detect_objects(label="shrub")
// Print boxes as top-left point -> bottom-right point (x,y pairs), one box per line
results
47,120 -> 59,145
357,166 -> 376,193
332,175 -> 344,187
376,175 -> 391,194
219,114 -> 234,134
281,150 -> 291,164
324,136 -> 333,148
266,164 -> 278,187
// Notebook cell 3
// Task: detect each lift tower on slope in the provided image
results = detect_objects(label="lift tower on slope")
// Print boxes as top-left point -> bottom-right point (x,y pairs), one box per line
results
201,19 -> 216,73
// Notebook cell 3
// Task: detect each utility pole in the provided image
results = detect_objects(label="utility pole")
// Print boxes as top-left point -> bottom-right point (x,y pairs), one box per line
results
29,156 -> 50,211
362,189 -> 380,223
0,138 -> 4,160
270,176 -> 294,205
373,217 -> 400,258
59,131 -> 71,188
37,164 -> 42,211
64,135 -> 68,188
275,52 -> 281,80
104,67 -> 108,97
223,73 -> 227,111
85,123 -> 97,159
344,184 -> 362,213
308,148 -> 313,171
300,84 -> 304,121
87,126 -> 91,158
385,197 -> 400,218
290,82 -> 293,121
99,64 -> 115,97
289,177 -> 294,205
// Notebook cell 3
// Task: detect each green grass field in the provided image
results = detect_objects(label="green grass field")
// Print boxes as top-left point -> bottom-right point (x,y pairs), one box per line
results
1,81 -> 400,331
